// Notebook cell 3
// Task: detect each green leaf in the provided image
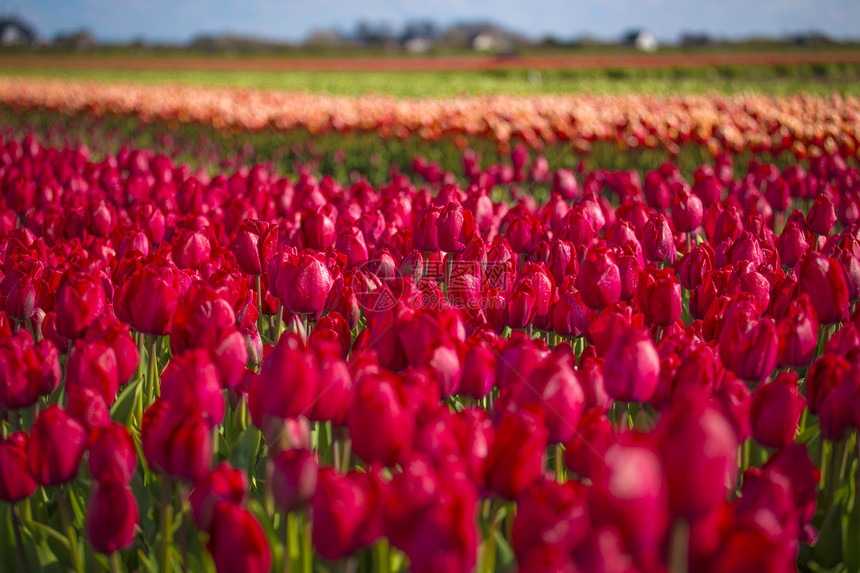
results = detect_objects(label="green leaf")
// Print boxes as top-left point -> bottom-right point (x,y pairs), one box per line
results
493,528 -> 516,571
111,377 -> 143,425
813,503 -> 844,569
228,426 -> 263,476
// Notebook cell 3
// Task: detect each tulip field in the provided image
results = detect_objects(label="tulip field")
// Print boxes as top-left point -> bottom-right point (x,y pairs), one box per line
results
1,66 -> 860,573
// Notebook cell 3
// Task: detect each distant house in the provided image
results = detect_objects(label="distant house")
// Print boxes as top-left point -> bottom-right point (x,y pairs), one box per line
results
442,23 -> 525,53
53,29 -> 96,51
680,33 -> 712,48
623,29 -> 658,52
0,17 -> 36,47
400,20 -> 437,52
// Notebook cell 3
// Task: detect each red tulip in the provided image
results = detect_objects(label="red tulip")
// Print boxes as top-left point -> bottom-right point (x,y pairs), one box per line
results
0,330 -> 60,409
485,408 -> 548,499
207,502 -> 271,573
172,228 -> 210,269
248,333 -> 318,427
141,399 -> 212,482
85,478 -> 139,554
160,348 -> 225,427
658,402 -> 738,518
603,328 -> 660,402
27,405 -> 88,486
750,372 -> 804,448
116,265 -> 180,336
270,448 -> 318,513
642,213 -> 676,264
796,252 -> 850,325
385,458 -> 479,573
808,193 -> 837,236
0,432 -> 37,502
189,463 -> 249,533
88,423 -> 137,484
637,267 -> 682,327
512,478 -> 590,565
231,219 -> 278,275
302,205 -> 337,250
671,187 -> 704,232
577,247 -> 621,310
311,468 -> 373,560
347,371 -> 414,466
55,272 -> 106,339
413,203 -> 442,252
589,433 -> 668,558
274,252 -> 333,316
777,294 -> 818,367
436,201 -> 475,253
563,408 -> 613,479
66,340 -> 119,407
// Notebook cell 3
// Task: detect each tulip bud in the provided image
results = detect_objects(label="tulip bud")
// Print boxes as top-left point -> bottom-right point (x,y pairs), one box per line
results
248,333 -> 318,427
160,349 -> 225,427
207,502 -> 271,573
336,226 -> 370,270
172,229 -> 211,269
750,372 -> 804,448
603,329 -> 660,402
658,403 -> 738,518
116,265 -> 180,336
563,408 -> 613,479
0,432 -> 37,502
671,187 -> 704,232
347,372 -> 414,466
484,408 -> 548,499
796,252 -> 849,325
88,422 -> 137,484
777,294 -> 818,367
413,204 -> 442,252
637,267 -> 682,327
271,448 -> 318,513
56,272 -> 106,339
85,478 -> 139,554
27,405 -> 88,486
189,463 -> 249,533
589,433 -> 668,556
231,219 -> 278,275
66,340 -> 120,407
577,247 -> 621,310
642,213 -> 676,264
808,193 -> 837,236
302,205 -> 337,250
274,253 -> 333,316
141,399 -> 212,482
436,201 -> 475,254
719,299 -> 780,383
777,221 -> 809,268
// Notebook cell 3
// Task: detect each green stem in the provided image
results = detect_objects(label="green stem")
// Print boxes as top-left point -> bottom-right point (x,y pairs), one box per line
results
301,509 -> 312,573
283,512 -> 292,573
58,486 -> 84,573
160,477 -> 173,573
256,274 -> 264,319
286,512 -> 299,573
148,336 -> 158,407
135,333 -> 145,422
375,537 -> 390,573
12,504 -> 32,573
110,552 -> 122,573
669,518 -> 690,573
555,443 -> 565,483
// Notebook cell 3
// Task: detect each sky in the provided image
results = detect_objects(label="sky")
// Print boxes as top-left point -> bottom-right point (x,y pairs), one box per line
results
12,0 -> 860,44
